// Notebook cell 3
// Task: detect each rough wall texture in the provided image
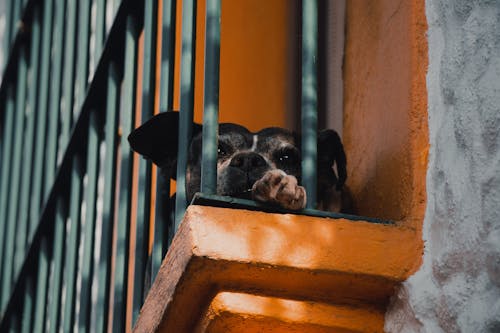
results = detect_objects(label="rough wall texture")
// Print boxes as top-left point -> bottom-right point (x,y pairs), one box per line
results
385,0 -> 500,332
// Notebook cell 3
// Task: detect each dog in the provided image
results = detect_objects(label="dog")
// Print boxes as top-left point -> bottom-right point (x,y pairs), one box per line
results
128,111 -> 347,212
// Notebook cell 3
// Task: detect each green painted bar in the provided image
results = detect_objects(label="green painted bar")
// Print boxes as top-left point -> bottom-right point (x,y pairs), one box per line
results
45,0 -> 67,193
0,86 -> 15,310
6,45 -> 28,279
74,0 -> 92,111
112,0 -> 120,14
60,0 -> 78,149
201,0 -> 221,195
11,1 -> 21,48
113,14 -> 138,332
152,0 -> 177,282
140,0 -> 158,141
94,0 -> 106,68
95,61 -> 119,333
21,278 -> 34,333
159,0 -> 176,113
33,237 -> 50,333
3,0 -> 13,56
77,110 -> 100,332
175,0 -> 197,228
47,197 -> 67,333
133,0 -> 158,321
30,0 -> 54,222
20,5 -> 42,244
61,155 -> 83,333
132,157 -> 151,323
301,0 -> 319,209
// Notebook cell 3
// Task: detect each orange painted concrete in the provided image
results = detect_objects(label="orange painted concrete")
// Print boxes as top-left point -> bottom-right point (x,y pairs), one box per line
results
192,0 -> 296,131
133,205 -> 420,332
343,0 -> 428,226
195,292 -> 384,333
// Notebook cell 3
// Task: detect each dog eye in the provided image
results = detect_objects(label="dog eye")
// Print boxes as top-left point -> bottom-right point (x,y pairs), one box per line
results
277,148 -> 299,164
218,143 -> 231,157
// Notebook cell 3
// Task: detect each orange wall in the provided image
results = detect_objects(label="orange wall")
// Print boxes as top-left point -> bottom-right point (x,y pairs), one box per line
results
343,0 -> 428,223
192,0 -> 297,131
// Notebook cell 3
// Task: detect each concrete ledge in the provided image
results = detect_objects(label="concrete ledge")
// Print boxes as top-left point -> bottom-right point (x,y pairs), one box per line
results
195,292 -> 384,333
133,205 -> 421,332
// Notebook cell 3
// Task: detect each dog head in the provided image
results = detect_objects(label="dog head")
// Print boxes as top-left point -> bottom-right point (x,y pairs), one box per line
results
128,111 -> 346,211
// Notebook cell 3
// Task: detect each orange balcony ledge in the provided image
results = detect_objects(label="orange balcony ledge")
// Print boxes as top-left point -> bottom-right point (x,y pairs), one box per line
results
195,292 -> 384,333
133,205 -> 421,332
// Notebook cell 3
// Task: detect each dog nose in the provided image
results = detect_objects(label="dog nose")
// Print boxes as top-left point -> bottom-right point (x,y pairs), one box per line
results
230,152 -> 266,170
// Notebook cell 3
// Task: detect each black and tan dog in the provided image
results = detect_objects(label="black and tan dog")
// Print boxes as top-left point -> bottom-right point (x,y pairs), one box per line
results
128,111 -> 347,212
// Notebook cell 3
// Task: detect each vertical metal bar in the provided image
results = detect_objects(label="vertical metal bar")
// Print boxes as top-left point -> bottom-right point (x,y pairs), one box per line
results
201,0 -> 221,195
159,0 -> 177,113
95,61 -> 120,333
30,0 -> 54,222
152,0 -> 177,283
19,5 -> 42,244
132,0 -> 159,321
301,0 -> 319,209
5,44 -> 28,281
175,0 -> 197,228
46,0 -> 67,191
3,0 -> 13,54
11,1 -> 21,47
60,0 -> 79,149
62,155 -> 83,333
0,86 -> 15,309
114,13 -> 138,332
77,110 -> 100,332
94,0 -> 107,67
47,197 -> 66,333
141,0 -> 159,146
74,0 -> 92,112
21,278 -> 34,333
132,139 -> 150,321
33,237 -> 50,333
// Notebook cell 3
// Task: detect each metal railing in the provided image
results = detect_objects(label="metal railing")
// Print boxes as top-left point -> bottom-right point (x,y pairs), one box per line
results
0,0 -> 366,331
0,0 -> 161,331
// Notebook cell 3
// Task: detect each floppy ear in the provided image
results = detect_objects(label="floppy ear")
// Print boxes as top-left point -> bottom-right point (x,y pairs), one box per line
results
317,129 -> 347,190
128,111 -> 202,177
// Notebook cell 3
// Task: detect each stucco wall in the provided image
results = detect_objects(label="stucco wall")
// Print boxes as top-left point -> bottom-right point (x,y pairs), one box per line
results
385,0 -> 500,332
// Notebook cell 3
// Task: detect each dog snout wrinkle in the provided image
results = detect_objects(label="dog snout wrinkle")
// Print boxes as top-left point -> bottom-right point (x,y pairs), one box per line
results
230,152 -> 266,171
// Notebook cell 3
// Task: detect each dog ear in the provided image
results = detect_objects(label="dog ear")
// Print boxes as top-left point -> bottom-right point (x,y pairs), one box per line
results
128,111 -> 202,176
317,129 -> 347,190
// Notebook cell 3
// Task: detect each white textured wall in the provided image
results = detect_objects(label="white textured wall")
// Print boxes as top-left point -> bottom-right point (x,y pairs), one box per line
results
385,0 -> 500,332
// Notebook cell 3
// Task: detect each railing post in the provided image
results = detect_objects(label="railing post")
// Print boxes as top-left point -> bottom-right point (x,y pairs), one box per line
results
301,0 -> 319,209
152,0 -> 177,284
201,0 -> 221,195
116,13 -> 138,332
175,0 -> 197,228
